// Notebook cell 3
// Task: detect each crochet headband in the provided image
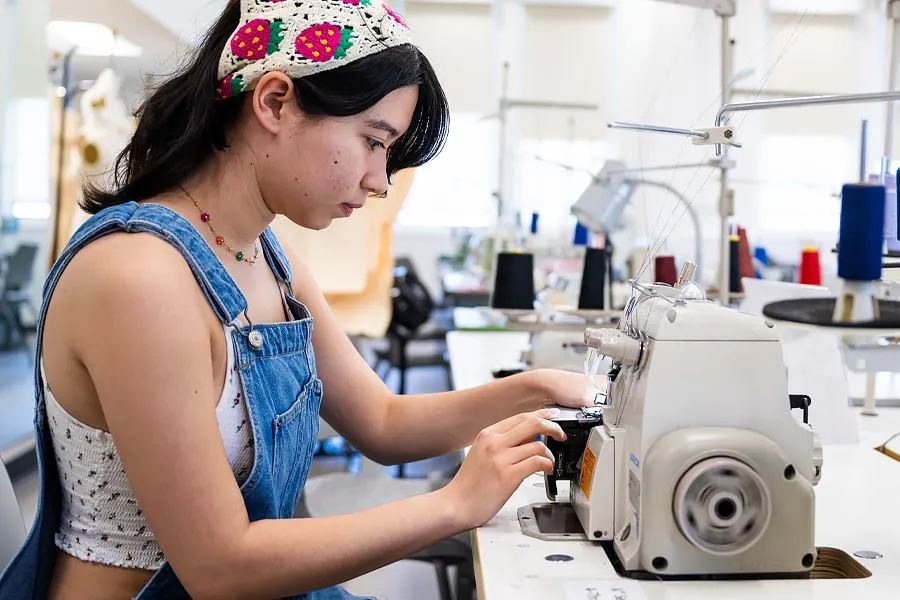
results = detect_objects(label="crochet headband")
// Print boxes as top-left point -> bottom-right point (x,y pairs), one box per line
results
216,0 -> 413,100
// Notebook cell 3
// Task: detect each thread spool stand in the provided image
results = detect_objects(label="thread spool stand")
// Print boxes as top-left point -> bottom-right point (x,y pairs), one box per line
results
764,183 -> 900,417
764,183 -> 896,330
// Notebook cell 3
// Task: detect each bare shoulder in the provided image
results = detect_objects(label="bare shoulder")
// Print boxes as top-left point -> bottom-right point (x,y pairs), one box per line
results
48,231 -> 214,348
56,232 -> 201,303
62,230 -> 193,287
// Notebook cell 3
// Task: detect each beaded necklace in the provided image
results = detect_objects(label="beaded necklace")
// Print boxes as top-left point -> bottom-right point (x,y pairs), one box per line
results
179,186 -> 260,265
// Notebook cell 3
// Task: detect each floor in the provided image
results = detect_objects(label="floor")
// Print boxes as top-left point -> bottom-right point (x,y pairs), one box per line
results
2,339 -> 465,600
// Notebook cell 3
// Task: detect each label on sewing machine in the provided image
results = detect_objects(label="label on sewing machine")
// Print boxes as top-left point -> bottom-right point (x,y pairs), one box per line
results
579,447 -> 597,499
563,580 -> 648,600
628,470 -> 641,512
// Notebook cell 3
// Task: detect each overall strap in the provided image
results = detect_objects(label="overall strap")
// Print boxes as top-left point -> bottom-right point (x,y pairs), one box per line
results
260,226 -> 294,289
45,202 -> 249,325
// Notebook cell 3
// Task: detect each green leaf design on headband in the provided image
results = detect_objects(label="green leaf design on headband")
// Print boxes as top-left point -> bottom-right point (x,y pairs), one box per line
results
232,75 -> 245,96
216,74 -> 244,101
335,27 -> 354,60
268,19 -> 285,55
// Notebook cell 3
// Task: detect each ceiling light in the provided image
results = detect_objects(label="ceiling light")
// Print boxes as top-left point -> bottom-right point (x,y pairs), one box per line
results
47,21 -> 143,57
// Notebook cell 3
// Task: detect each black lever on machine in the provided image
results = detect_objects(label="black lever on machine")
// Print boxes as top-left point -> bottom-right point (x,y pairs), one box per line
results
789,394 -> 812,425
543,409 -> 603,501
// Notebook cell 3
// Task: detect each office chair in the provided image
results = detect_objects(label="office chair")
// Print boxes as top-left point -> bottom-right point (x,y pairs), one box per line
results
372,257 -> 452,395
0,244 -> 39,351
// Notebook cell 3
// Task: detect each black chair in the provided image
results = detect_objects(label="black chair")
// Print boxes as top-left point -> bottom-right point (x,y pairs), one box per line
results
373,257 -> 453,396
0,244 -> 38,351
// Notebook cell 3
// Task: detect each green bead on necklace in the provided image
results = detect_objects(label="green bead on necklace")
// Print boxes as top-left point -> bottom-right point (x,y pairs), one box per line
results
179,186 -> 259,265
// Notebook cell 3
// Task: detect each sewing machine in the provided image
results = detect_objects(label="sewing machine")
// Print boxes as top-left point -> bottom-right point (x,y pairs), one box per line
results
519,311 -> 619,372
486,307 -> 620,373
520,328 -> 590,372
520,268 -> 824,578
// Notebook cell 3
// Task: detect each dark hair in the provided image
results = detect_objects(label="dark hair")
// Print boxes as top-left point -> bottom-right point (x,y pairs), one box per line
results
81,0 -> 449,214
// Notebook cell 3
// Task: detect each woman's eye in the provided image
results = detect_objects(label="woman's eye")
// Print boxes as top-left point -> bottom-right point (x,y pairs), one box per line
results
367,138 -> 386,151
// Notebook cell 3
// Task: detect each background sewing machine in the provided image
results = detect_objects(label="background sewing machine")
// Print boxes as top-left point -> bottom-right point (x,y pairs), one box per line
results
519,265 -> 824,579
487,238 -> 622,373
515,311 -> 618,372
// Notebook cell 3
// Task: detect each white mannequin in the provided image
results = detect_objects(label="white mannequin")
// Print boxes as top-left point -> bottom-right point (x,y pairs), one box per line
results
70,68 -> 134,235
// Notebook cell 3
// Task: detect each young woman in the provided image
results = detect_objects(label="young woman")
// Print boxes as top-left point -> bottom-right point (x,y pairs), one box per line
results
0,1 -> 591,598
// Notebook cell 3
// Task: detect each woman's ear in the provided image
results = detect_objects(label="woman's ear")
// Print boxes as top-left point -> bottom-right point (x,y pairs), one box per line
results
251,72 -> 298,134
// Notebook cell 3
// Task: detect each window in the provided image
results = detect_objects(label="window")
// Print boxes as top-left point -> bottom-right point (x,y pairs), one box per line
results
755,134 -> 849,233
513,137 -> 613,239
2,98 -> 51,216
396,113 -> 499,229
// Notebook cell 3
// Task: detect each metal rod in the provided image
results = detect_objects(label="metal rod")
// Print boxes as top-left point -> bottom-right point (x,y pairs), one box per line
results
50,48 -> 77,268
716,91 -> 900,124
860,119 -> 869,183
605,161 -> 721,176
714,90 -> 900,155
731,87 -> 837,99
506,99 -> 599,111
607,121 -> 710,140
717,14 -> 733,304
721,17 -> 732,109
496,61 -> 509,220
886,2 -> 900,159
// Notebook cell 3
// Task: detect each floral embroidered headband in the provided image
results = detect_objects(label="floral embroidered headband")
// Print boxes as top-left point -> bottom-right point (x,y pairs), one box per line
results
216,0 -> 412,100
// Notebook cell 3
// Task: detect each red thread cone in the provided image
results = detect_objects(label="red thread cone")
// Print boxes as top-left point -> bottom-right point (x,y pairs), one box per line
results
799,247 -> 822,286
654,255 -> 677,286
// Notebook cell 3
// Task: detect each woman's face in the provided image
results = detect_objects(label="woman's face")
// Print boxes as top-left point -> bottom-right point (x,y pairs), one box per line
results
249,77 -> 418,230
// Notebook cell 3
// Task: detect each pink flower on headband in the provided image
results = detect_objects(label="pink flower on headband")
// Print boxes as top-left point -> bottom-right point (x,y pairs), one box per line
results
231,18 -> 285,61
295,23 -> 354,62
341,0 -> 372,5
217,74 -> 244,101
383,3 -> 408,28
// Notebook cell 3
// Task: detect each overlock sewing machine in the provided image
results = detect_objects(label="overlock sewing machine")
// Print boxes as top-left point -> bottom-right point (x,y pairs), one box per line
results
520,263 -> 824,579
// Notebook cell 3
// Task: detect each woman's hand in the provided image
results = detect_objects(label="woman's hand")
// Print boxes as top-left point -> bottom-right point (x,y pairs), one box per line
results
440,409 -> 566,530
523,368 -> 603,409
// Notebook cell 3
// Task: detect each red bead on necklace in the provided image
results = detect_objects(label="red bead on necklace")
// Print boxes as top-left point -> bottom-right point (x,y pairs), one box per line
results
179,187 -> 259,265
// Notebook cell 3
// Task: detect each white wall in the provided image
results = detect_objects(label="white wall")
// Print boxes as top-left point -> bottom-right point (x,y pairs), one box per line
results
0,0 -> 54,302
397,0 -> 897,289
4,0 -> 893,300
406,3 -> 495,114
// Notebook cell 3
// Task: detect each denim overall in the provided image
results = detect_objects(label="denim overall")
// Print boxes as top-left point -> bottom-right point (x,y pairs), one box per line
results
0,202 -> 371,600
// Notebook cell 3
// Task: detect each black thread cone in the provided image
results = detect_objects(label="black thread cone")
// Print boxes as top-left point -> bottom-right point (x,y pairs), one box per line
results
491,252 -> 535,310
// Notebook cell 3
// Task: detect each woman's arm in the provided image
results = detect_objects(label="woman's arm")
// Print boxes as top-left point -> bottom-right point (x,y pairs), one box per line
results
373,368 -> 588,464
67,235 -> 564,600
289,254 -> 592,465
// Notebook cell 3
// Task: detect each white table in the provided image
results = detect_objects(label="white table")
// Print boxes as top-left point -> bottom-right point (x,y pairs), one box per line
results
446,330 -> 900,600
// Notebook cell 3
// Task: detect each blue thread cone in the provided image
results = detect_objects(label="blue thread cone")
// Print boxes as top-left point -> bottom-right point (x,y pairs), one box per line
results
573,222 -> 589,246
838,183 -> 885,281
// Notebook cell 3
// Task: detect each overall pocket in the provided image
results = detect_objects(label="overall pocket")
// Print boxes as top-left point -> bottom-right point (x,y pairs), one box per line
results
272,377 -> 322,518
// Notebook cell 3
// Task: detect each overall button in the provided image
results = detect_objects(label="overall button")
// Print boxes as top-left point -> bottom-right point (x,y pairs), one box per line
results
248,330 -> 264,350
